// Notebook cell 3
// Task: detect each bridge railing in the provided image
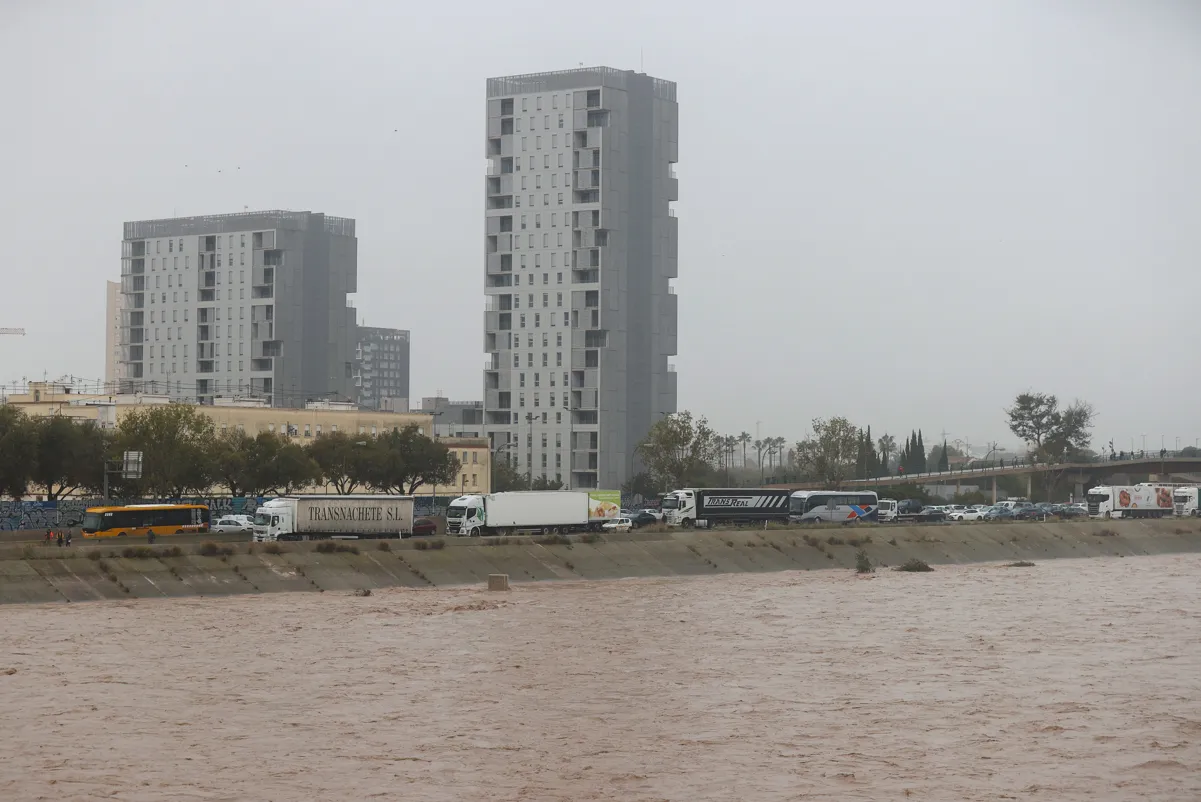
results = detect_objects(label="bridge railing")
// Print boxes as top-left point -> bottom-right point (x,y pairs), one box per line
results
848,450 -> 1198,484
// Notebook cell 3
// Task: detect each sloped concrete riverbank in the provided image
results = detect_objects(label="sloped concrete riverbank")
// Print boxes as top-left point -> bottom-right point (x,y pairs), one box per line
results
1,518 -> 1199,604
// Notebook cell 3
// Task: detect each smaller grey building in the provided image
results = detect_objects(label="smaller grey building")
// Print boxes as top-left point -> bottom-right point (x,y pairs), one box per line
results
355,327 -> 411,410
422,396 -> 484,438
118,210 -> 357,407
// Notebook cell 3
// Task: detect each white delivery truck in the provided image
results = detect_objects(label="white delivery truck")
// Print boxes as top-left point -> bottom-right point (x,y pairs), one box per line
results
1085,484 -> 1174,519
252,495 -> 415,541
445,490 -> 621,537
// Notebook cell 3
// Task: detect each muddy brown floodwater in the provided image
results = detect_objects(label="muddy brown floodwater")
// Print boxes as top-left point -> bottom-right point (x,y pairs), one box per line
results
2,555 -> 1200,801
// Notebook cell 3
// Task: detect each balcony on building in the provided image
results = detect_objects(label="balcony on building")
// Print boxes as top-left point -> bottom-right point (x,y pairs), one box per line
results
572,228 -> 607,248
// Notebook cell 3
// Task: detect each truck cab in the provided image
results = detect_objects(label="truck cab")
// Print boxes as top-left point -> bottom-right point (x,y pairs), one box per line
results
662,490 -> 697,527
877,499 -> 898,522
446,494 -> 487,536
1173,487 -> 1199,517
252,498 -> 294,542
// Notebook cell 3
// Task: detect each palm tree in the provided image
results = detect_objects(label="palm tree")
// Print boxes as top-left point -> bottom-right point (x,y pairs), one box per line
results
739,431 -> 752,467
877,433 -> 896,474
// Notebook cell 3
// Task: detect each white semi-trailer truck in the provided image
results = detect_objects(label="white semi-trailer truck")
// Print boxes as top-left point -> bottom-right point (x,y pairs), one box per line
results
445,490 -> 621,537
1085,484 -> 1174,519
252,495 -> 415,541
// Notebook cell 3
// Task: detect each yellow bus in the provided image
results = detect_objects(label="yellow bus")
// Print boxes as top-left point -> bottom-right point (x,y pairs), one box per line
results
81,504 -> 211,538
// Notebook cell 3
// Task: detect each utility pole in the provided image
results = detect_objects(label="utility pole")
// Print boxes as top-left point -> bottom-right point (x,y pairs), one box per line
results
526,412 -> 535,489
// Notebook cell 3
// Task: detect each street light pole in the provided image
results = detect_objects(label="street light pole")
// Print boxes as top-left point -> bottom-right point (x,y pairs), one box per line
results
526,412 -> 535,489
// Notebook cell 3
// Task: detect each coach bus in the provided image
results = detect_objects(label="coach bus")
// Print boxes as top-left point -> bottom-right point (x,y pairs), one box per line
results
80,504 -> 211,538
788,491 -> 879,524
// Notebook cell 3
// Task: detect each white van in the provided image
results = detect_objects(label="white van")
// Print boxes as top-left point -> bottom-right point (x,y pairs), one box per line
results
995,499 -> 1033,511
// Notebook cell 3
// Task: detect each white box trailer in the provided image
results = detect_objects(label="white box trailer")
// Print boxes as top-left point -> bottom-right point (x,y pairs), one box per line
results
252,495 -> 415,541
445,490 -> 621,536
1086,485 -> 1174,519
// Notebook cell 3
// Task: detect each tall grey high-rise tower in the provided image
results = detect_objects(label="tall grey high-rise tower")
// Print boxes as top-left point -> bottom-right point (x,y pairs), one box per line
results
483,67 -> 678,490
118,210 -> 358,407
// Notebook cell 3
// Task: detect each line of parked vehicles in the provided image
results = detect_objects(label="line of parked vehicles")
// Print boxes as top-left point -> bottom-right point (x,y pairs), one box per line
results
657,482 -> 1199,528
84,479 -> 1198,544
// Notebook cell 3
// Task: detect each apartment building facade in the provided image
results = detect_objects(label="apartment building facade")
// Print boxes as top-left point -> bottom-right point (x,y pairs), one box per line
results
117,210 -> 358,407
482,67 -> 679,489
355,326 -> 411,411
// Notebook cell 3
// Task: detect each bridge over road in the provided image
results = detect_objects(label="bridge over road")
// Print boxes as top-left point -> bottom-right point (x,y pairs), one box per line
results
770,453 -> 1201,502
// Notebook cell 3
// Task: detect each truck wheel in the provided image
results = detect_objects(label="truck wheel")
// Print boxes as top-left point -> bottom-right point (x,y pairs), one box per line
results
682,519 -> 694,529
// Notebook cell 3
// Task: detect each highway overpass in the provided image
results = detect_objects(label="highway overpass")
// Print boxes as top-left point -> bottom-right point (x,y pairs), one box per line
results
769,454 -> 1201,501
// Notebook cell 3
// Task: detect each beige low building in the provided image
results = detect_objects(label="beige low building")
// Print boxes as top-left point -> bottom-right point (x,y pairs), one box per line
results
4,383 -> 489,496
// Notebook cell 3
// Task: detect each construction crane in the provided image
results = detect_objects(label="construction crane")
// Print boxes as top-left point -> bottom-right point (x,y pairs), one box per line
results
0,328 -> 25,335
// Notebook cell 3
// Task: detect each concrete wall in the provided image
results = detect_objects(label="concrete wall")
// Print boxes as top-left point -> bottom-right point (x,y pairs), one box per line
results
3,519 -> 1199,604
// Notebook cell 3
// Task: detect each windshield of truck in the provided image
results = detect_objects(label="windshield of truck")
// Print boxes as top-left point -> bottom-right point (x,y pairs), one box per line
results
878,501 -> 895,511
447,504 -> 467,518
1086,493 -> 1109,504
660,497 -> 678,510
1174,493 -> 1190,503
253,513 -> 271,526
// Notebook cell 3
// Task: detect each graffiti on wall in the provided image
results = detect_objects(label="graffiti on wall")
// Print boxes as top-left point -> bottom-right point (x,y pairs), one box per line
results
0,497 -> 263,532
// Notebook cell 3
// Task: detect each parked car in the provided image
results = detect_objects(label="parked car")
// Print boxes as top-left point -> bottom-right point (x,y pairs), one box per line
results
984,506 -> 1015,521
923,508 -> 949,522
971,504 -> 991,511
946,505 -> 968,515
1058,505 -> 1088,519
1013,507 -> 1048,521
950,508 -> 985,522
640,508 -> 664,521
603,517 -> 633,533
212,516 -> 253,534
630,511 -> 659,528
411,517 -> 437,537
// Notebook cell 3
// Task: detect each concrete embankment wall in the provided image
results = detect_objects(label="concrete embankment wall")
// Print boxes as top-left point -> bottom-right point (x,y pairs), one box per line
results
2,519 -> 1200,604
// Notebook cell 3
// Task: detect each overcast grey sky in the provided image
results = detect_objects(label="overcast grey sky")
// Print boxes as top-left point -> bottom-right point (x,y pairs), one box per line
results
2,0 -> 1199,453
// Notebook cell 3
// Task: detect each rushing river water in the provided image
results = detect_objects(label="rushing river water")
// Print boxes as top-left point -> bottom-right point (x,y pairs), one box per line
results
2,555 -> 1199,801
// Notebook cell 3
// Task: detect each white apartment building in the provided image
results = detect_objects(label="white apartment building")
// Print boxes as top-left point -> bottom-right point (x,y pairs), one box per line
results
483,67 -> 679,489
117,210 -> 357,407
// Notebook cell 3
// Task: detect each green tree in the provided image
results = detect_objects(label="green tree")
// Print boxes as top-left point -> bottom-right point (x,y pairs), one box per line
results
936,438 -> 950,472
307,430 -> 372,494
30,416 -> 109,499
622,470 -> 665,499
269,440 -> 321,494
634,411 -> 720,489
490,455 -> 526,492
0,406 -> 37,499
794,417 -> 861,488
209,427 -> 256,497
118,405 -> 216,498
529,475 -> 563,491
914,430 -> 927,473
739,432 -> 752,468
877,432 -> 896,474
367,425 -> 461,495
1006,392 -> 1096,462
